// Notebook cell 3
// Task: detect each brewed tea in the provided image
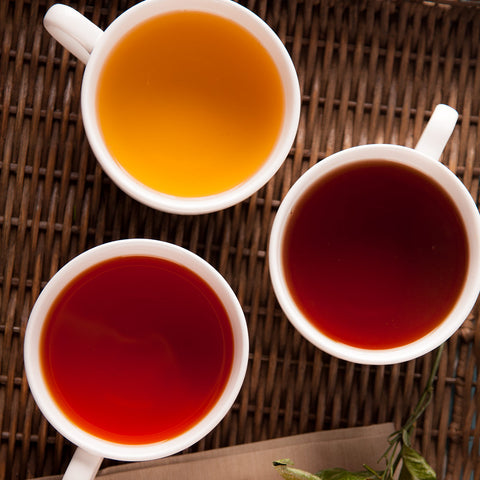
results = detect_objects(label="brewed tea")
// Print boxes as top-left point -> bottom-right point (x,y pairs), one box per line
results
40,256 -> 234,444
97,11 -> 285,197
282,160 -> 468,349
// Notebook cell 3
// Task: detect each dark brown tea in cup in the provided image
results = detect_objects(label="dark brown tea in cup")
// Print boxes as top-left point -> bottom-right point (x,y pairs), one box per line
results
282,160 -> 468,349
40,255 -> 234,444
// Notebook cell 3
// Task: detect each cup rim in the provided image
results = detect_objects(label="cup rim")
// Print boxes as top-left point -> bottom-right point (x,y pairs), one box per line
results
269,144 -> 480,365
24,239 -> 249,460
80,0 -> 301,214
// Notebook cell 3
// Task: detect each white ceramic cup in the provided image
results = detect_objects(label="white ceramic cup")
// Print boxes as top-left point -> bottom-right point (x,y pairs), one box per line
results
269,104 -> 480,365
43,1 -> 301,214
24,239 -> 249,479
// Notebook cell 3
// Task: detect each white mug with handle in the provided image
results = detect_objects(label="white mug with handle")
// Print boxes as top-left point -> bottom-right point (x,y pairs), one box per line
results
269,105 -> 480,365
24,239 -> 249,479
43,0 -> 301,214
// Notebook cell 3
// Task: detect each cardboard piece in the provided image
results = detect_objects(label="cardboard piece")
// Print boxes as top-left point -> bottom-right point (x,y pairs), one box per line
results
38,423 -> 395,480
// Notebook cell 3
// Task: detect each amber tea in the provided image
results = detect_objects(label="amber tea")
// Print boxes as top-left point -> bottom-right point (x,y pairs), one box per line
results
96,10 -> 285,197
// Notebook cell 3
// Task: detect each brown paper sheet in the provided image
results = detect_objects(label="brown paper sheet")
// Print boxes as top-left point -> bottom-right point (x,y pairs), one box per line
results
38,423 -> 395,480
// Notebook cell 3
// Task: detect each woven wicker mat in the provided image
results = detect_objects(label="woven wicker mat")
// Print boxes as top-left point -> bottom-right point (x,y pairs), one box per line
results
1,0 -> 480,479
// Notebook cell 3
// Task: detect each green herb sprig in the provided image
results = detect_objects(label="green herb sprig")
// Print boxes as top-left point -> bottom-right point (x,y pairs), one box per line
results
274,344 -> 444,480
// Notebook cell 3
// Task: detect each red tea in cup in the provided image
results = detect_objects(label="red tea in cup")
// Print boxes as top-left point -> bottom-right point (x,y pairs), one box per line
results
40,255 -> 234,444
282,160 -> 468,350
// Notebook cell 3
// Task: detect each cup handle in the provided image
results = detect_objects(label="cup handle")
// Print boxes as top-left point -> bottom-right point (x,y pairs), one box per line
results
63,448 -> 103,480
414,104 -> 458,161
43,4 -> 103,64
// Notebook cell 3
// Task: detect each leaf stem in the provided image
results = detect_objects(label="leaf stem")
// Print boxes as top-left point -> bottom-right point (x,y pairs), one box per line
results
376,343 -> 445,479
273,344 -> 445,480
403,343 -> 444,437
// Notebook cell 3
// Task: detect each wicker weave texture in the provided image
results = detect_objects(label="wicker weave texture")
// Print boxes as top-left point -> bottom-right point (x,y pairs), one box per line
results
1,1 -> 480,479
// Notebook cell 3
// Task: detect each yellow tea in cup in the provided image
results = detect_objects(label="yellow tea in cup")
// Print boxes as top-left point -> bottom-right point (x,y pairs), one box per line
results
96,11 -> 285,197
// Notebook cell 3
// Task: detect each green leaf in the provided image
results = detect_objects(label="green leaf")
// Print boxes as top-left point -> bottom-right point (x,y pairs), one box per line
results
401,428 -> 411,447
315,467 -> 382,480
400,446 -> 436,480
399,463 -> 414,480
274,460 -> 294,466
272,461 -> 381,480
273,460 -> 321,480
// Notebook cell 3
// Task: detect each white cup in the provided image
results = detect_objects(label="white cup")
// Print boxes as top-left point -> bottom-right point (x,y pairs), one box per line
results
43,1 -> 301,214
269,104 -> 480,365
24,239 -> 249,479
